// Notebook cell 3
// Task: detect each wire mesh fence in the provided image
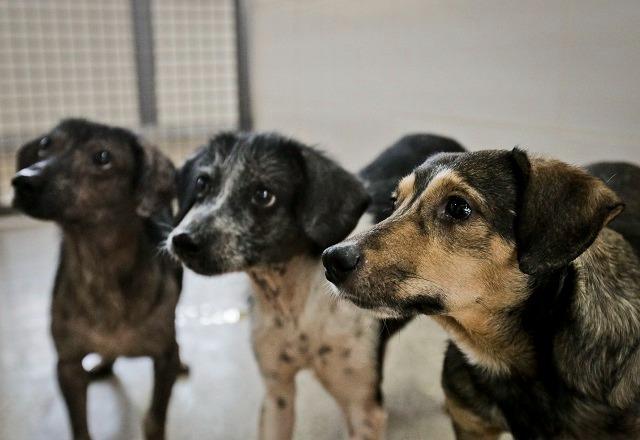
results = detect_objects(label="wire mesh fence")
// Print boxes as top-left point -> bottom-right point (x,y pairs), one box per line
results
0,0 -> 245,207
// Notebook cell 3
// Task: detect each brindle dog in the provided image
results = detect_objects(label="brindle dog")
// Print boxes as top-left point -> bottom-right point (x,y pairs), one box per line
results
323,149 -> 640,438
12,119 -> 184,440
167,132 -> 464,439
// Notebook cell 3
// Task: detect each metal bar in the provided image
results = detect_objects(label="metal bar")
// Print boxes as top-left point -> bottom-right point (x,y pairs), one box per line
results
131,0 -> 158,126
234,0 -> 253,131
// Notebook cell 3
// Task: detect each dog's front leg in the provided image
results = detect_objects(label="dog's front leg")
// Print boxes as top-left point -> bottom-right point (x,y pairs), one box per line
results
444,395 -> 502,440
330,397 -> 386,440
57,359 -> 91,440
344,402 -> 387,440
144,344 -> 180,440
316,366 -> 386,440
259,377 -> 296,440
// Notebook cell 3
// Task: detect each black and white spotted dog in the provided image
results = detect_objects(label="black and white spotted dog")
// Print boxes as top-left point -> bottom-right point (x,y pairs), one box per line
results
167,132 -> 464,439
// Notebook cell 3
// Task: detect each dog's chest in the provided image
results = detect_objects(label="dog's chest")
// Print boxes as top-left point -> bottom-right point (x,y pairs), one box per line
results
249,268 -> 379,373
52,264 -> 179,359
56,310 -> 176,359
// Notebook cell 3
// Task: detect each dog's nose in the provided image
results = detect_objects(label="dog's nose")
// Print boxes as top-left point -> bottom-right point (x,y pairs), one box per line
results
172,233 -> 201,255
322,243 -> 361,284
12,169 -> 44,193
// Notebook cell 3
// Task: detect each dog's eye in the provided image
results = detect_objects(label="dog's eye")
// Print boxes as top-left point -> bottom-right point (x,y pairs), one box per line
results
445,196 -> 472,220
38,137 -> 51,157
93,150 -> 111,167
195,175 -> 210,195
252,188 -> 276,208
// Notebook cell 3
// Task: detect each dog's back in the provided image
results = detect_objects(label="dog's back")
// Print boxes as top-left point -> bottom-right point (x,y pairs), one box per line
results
588,161 -> 640,254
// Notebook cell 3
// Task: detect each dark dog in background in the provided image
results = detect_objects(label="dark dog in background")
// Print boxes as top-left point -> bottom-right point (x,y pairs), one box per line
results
167,132 -> 464,439
324,149 -> 640,438
12,119 -> 185,440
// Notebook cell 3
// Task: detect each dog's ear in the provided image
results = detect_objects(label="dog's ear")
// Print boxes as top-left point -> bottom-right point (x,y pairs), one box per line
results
175,150 -> 202,223
511,148 -> 624,274
298,147 -> 370,250
135,140 -> 177,217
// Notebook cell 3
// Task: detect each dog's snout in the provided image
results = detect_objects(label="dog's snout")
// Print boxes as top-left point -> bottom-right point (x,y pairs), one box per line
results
172,233 -> 201,255
322,243 -> 361,284
12,168 -> 45,193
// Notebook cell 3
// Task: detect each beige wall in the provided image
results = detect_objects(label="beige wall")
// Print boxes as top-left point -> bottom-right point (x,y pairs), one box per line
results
247,0 -> 640,170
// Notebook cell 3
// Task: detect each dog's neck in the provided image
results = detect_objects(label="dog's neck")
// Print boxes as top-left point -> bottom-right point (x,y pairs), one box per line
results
436,228 -> 640,379
433,249 -> 535,376
61,216 -> 148,275
247,254 -> 322,318
434,306 -> 535,377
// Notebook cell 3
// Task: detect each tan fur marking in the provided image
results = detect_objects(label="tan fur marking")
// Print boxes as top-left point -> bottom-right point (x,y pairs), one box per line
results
425,234 -> 531,374
445,396 -> 503,440
396,173 -> 415,204
354,170 -> 532,374
420,170 -> 488,213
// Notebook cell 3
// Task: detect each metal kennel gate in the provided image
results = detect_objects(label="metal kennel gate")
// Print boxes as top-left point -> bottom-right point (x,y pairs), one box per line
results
0,0 -> 251,207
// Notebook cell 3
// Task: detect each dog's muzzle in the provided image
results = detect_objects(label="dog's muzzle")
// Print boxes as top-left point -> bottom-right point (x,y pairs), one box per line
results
171,232 -> 203,258
12,164 -> 45,197
12,162 -> 51,215
322,242 -> 361,285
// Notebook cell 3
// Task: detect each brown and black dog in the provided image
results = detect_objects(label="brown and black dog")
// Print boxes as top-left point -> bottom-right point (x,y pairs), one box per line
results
323,148 -> 640,438
12,119 -> 185,440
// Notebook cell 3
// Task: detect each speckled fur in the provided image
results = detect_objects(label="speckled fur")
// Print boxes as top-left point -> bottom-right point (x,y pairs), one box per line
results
249,254 -> 386,440
168,133 -> 385,440
168,132 -> 464,439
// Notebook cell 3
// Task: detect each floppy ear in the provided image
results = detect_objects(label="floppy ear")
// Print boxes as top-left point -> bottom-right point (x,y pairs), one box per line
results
175,151 -> 202,223
298,147 -> 370,250
511,148 -> 624,274
135,140 -> 177,217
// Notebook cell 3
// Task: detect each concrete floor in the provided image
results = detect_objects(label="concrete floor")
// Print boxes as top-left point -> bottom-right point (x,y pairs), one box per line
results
0,215 -> 474,440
